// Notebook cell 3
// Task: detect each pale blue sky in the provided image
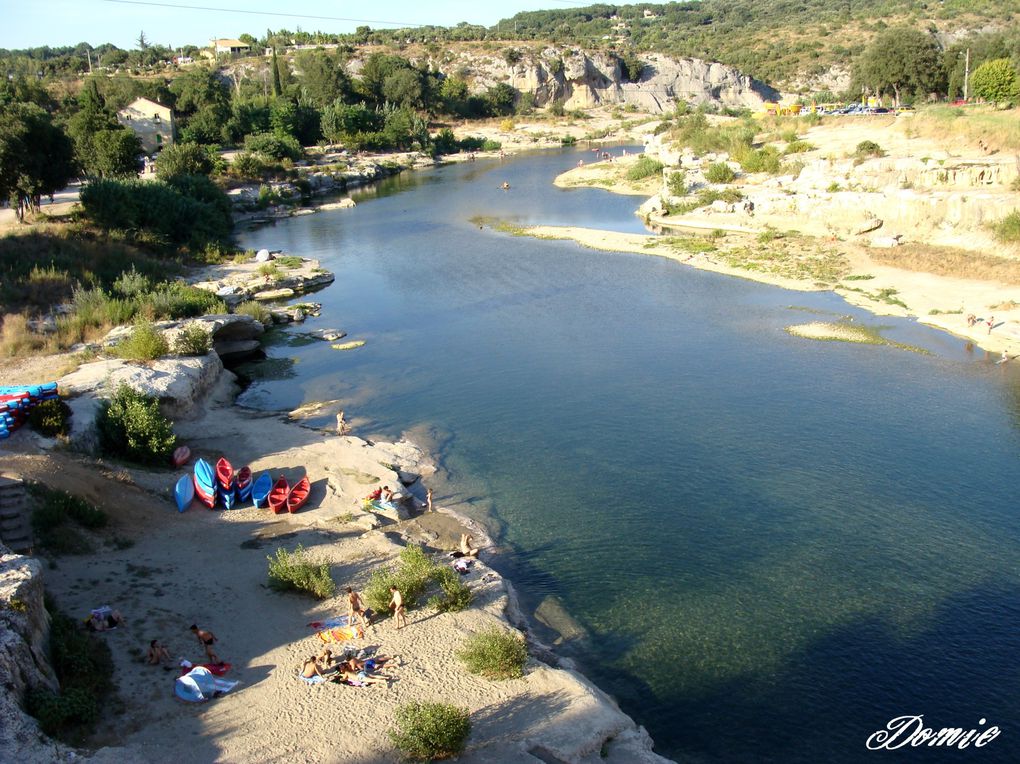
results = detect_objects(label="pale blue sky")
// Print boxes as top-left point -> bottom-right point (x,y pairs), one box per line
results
2,0 -> 600,51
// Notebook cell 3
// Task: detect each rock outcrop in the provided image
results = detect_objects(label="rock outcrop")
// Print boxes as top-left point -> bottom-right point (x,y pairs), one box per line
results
0,542 -> 69,763
413,47 -> 778,112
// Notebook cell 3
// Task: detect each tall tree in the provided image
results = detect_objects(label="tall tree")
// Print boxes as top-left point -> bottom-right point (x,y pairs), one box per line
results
970,58 -> 1019,104
295,49 -> 349,107
857,27 -> 944,104
271,48 -> 283,97
0,103 -> 75,220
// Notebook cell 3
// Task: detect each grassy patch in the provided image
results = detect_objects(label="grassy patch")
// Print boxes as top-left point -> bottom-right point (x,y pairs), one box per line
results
28,484 -> 108,556
720,242 -> 850,283
458,627 -> 528,680
663,236 -> 718,255
266,545 -> 336,599
991,211 -> 1020,244
624,156 -> 664,181
867,243 -> 1020,283
235,300 -> 272,324
274,255 -> 304,269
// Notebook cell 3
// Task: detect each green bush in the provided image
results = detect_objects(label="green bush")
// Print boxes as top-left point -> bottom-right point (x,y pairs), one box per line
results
364,544 -> 442,614
155,142 -> 215,179
388,702 -> 471,761
244,131 -> 303,161
114,321 -> 169,361
736,146 -> 782,174
428,566 -> 474,613
458,627 -> 528,680
854,140 -> 885,162
666,170 -> 687,197
28,483 -> 107,555
235,300 -> 272,324
784,140 -> 814,154
172,324 -> 211,356
25,607 -> 113,740
705,162 -> 736,183
267,545 -> 337,599
28,398 -> 73,437
992,211 -> 1020,243
95,384 -> 177,466
625,156 -> 664,181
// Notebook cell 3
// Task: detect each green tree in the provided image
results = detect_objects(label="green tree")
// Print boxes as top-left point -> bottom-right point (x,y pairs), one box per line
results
856,27 -> 944,104
271,48 -> 283,97
295,49 -> 349,107
90,129 -> 142,178
382,68 -> 424,109
0,103 -> 75,220
155,142 -> 214,179
970,58 -> 1019,104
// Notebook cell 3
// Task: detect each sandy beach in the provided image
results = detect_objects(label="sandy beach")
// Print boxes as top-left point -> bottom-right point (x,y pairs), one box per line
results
2,360 -> 666,763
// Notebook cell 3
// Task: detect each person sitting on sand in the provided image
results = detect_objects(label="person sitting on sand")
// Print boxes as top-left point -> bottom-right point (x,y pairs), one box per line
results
348,654 -> 398,674
190,624 -> 221,664
147,639 -> 172,666
366,487 -> 383,502
301,655 -> 326,679
460,533 -> 480,558
380,485 -> 395,503
87,608 -> 125,632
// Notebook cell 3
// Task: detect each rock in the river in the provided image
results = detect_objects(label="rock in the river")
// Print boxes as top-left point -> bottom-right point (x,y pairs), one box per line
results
253,287 -> 296,302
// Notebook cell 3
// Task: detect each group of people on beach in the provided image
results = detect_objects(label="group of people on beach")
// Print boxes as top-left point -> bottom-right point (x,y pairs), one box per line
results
301,648 -> 400,685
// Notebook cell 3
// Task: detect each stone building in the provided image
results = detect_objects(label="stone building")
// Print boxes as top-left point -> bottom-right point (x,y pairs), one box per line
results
116,97 -> 175,155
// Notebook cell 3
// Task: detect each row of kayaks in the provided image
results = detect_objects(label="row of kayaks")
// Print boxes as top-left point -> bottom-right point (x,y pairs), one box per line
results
1,382 -> 60,440
175,456 -> 310,514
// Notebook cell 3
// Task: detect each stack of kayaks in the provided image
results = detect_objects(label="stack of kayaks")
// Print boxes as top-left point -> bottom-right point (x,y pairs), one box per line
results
0,382 -> 60,439
193,458 -> 217,508
236,466 -> 253,502
216,457 -> 236,509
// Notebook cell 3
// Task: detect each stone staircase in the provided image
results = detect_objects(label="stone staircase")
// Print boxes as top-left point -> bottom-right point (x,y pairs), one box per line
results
0,474 -> 32,554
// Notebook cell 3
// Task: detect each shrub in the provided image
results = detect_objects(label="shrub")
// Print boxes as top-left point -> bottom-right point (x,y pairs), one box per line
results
114,321 -> 169,361
854,140 -> 885,162
28,398 -> 73,437
428,566 -> 474,613
95,383 -> 177,466
705,163 -> 736,184
230,151 -> 268,179
274,255 -> 304,268
784,140 -> 814,154
388,702 -> 471,761
172,324 -> 211,356
625,156 -> 664,181
155,142 -> 215,179
235,300 -> 272,324
736,146 -> 782,174
29,483 -> 107,554
992,211 -> 1020,244
25,608 -> 113,740
364,544 -> 444,614
267,545 -> 336,599
244,131 -> 304,161
258,263 -> 280,279
458,627 -> 528,680
666,170 -> 687,197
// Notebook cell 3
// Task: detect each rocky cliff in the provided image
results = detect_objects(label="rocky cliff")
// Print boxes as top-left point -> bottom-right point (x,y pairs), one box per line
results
0,542 -> 70,762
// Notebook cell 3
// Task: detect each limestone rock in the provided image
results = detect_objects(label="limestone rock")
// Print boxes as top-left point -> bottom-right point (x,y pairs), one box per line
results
253,287 -> 295,302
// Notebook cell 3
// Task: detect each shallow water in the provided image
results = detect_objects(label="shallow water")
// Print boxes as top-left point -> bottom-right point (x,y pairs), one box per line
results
238,148 -> 1020,762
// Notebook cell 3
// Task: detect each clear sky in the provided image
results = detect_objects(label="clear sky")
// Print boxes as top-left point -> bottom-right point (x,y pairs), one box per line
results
1,0 -> 601,51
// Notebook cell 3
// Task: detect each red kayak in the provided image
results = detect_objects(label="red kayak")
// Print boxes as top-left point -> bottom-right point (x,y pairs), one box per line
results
236,466 -> 252,488
178,662 -> 232,677
268,475 -> 289,514
287,476 -> 310,513
215,457 -> 233,490
193,474 -> 216,508
172,445 -> 191,468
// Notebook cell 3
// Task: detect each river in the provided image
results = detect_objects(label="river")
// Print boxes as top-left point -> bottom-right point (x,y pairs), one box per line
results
237,148 -> 1020,762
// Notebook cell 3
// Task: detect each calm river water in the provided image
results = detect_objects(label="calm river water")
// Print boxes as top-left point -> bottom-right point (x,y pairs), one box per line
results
238,148 -> 1020,762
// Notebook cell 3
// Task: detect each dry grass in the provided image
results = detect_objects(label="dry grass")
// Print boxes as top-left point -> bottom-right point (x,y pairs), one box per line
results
867,242 -> 1020,284
903,106 -> 1020,153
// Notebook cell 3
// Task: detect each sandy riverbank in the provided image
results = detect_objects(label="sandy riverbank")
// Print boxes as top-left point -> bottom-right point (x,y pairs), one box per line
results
1,358 -> 668,762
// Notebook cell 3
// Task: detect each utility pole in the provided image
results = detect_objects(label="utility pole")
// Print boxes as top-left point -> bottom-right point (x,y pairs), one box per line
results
963,48 -> 970,102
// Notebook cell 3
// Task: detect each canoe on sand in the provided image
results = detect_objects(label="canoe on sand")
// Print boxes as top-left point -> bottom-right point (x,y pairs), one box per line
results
215,457 -> 233,490
268,476 -> 289,514
174,474 -> 194,512
172,445 -> 191,468
194,458 -> 215,493
236,466 -> 253,501
286,476 -> 310,513
251,472 -> 273,508
193,474 -> 216,508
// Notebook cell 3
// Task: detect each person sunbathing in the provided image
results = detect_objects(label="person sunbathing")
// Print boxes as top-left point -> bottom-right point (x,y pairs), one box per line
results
87,609 -> 125,631
301,656 -> 326,679
459,533 -> 480,558
147,639 -> 172,666
348,654 -> 398,674
335,659 -> 390,685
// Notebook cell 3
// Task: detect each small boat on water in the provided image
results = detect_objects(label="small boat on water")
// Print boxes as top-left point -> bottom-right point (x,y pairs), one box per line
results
172,445 -> 191,468
286,476 -> 310,513
268,476 -> 289,514
174,474 -> 194,512
236,466 -> 253,502
251,472 -> 272,508
215,457 -> 234,490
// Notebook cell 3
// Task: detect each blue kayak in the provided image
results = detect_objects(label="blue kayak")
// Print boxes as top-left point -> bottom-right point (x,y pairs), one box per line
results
221,484 -> 237,509
251,472 -> 272,509
174,474 -> 194,512
193,458 -> 216,493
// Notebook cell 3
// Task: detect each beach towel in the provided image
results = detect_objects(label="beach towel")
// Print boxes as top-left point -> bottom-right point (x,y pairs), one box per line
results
174,667 -> 240,702
316,625 -> 364,644
297,674 -> 328,685
307,615 -> 351,630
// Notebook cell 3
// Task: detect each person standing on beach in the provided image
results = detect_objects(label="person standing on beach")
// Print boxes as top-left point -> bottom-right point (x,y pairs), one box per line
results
988,315 -> 995,334
190,624 -> 220,664
388,585 -> 407,630
347,586 -> 369,630
426,487 -> 434,513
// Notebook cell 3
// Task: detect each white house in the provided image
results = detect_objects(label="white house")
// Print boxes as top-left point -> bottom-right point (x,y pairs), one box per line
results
116,97 -> 174,155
